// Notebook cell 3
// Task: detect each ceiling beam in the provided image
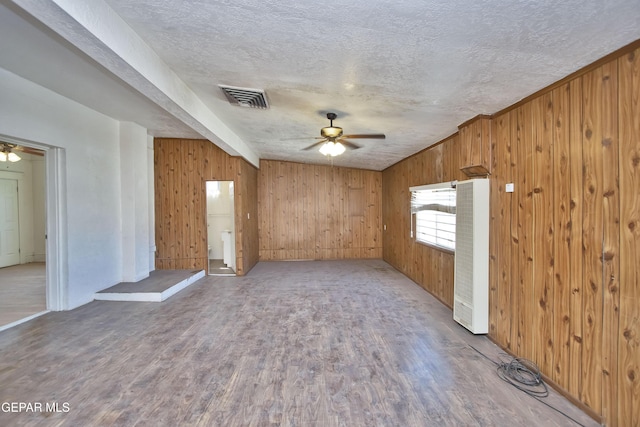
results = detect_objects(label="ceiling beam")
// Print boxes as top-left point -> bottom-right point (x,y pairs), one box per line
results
9,0 -> 260,168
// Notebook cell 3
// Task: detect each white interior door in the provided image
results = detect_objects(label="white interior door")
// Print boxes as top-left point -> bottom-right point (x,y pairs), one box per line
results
0,178 -> 20,268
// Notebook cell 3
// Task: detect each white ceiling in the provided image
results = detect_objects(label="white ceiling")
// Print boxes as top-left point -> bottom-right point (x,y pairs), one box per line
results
3,0 -> 640,170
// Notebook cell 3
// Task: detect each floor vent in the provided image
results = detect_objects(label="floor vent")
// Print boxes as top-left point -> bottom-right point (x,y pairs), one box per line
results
219,85 -> 269,109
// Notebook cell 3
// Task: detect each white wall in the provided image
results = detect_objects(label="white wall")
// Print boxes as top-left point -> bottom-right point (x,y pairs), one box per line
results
120,121 -> 150,282
0,67 -> 152,309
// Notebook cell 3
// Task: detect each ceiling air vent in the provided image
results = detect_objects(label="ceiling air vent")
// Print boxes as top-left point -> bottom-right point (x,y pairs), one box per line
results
219,85 -> 269,109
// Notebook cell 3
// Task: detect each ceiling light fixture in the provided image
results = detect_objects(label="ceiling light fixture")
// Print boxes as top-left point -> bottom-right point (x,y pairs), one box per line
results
319,140 -> 346,157
0,143 -> 21,162
303,112 -> 386,157
318,113 -> 346,156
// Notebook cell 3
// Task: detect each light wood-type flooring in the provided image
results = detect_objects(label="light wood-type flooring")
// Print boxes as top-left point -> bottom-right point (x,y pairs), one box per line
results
0,262 -> 46,329
0,260 -> 597,426
209,258 -> 235,276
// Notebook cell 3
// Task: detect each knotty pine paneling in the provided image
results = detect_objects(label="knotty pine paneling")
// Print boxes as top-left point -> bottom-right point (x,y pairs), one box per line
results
154,138 -> 259,275
235,159 -> 260,275
507,108 -> 521,357
567,76 -> 584,400
258,160 -> 382,261
382,135 -> 462,307
551,82 -> 572,389
516,102 -> 534,360
599,60 -> 620,425
581,64 -> 607,414
618,47 -> 640,427
459,115 -> 492,176
489,111 -> 513,347
382,42 -> 640,426
531,93 -> 555,378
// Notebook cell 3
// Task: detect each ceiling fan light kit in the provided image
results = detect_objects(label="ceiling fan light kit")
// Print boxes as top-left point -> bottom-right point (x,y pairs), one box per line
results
0,143 -> 21,162
319,141 -> 346,157
304,112 -> 386,157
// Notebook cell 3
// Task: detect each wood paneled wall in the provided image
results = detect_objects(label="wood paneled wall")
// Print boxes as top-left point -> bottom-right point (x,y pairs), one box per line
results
258,160 -> 382,260
618,46 -> 640,427
382,134 -> 466,307
154,138 -> 259,275
382,42 -> 640,426
235,158 -> 260,274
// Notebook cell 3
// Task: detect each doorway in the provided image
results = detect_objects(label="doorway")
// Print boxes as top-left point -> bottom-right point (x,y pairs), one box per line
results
206,181 -> 236,276
0,144 -> 48,330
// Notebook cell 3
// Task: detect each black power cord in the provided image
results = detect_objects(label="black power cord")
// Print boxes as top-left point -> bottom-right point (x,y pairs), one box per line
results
469,345 -> 586,427
496,354 -> 549,398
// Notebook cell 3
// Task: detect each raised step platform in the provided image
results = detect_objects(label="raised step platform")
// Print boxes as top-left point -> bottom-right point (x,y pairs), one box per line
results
94,269 -> 205,302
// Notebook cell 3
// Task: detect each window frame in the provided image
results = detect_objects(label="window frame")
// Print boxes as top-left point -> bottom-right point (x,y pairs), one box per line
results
410,181 -> 457,253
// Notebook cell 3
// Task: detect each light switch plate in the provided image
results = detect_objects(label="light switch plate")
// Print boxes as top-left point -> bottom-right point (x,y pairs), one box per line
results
506,183 -> 515,193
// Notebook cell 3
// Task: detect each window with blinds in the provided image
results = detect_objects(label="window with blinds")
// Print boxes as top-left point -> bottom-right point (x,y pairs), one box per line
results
410,181 -> 457,251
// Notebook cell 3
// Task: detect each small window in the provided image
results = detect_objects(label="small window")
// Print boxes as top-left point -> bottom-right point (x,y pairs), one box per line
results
410,181 -> 456,251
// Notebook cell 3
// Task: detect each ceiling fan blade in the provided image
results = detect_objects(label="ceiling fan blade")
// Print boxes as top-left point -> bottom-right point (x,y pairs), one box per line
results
342,134 -> 386,139
337,139 -> 361,150
14,145 -> 45,156
302,139 -> 328,151
282,136 -> 326,141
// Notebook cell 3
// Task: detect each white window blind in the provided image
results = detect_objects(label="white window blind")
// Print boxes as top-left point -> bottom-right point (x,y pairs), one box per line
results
410,181 -> 457,251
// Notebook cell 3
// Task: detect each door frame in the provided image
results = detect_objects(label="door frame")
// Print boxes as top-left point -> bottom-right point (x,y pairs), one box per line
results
45,145 -> 67,311
205,180 -> 236,275
0,134 -> 67,311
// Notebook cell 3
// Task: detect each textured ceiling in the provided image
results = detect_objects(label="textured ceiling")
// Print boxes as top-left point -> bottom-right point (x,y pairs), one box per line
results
4,0 -> 640,170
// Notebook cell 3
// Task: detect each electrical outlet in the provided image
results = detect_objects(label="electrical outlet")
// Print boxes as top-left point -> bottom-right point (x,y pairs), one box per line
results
247,213 -> 250,219
506,183 -> 515,193
384,224 -> 387,231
